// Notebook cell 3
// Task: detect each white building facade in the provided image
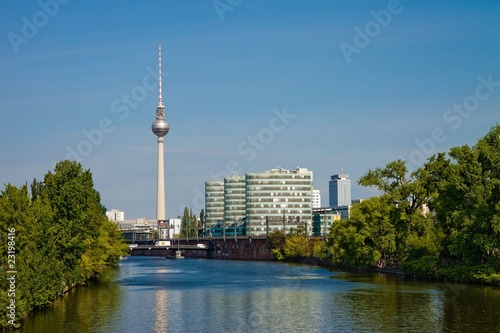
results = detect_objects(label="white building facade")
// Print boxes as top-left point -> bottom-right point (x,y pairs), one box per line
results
106,209 -> 125,222
245,167 -> 313,236
162,218 -> 181,239
312,189 -> 321,208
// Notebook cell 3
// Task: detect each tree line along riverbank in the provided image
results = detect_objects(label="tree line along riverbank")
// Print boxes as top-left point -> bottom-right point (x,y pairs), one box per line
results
270,125 -> 500,286
1,125 -> 498,329
0,161 -> 129,330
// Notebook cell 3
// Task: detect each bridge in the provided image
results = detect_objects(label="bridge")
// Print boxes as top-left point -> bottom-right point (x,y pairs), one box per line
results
128,237 -> 273,260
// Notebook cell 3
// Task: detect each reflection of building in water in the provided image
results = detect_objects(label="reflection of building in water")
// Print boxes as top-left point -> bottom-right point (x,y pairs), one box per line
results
154,289 -> 168,333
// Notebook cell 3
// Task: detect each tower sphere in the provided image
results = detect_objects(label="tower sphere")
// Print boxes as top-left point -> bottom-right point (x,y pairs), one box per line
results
152,117 -> 170,137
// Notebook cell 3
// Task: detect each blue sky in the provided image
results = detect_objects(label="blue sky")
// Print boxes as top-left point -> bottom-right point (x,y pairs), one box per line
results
1,0 -> 499,219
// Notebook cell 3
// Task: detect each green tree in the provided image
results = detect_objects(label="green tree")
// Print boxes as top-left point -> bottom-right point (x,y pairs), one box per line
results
29,178 -> 43,201
0,183 -> 67,327
42,160 -> 110,285
268,230 -> 286,260
283,225 -> 309,258
312,239 -> 329,260
329,196 -> 393,267
421,125 -> 500,282
180,207 -> 198,239
358,159 -> 430,258
199,209 -> 205,236
190,208 -> 198,238
0,160 -> 128,329
181,206 -> 189,238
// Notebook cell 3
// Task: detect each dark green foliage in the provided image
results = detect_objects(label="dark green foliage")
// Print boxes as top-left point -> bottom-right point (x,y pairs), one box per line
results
400,256 -> 438,277
0,161 -> 128,329
199,209 -> 205,235
179,207 -> 199,238
268,227 -> 315,260
284,225 -> 310,258
329,124 -> 500,284
421,125 -> 500,283
267,125 -> 500,285
329,196 -> 396,267
268,230 -> 286,260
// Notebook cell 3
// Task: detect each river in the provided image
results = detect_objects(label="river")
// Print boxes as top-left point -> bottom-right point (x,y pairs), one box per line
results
18,256 -> 500,332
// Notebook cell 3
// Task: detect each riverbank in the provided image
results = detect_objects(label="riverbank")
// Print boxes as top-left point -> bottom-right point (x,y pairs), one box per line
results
0,161 -> 129,330
282,255 -> 500,287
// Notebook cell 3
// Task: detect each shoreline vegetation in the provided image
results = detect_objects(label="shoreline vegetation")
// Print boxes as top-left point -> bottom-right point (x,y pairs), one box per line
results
270,125 -> 500,287
0,161 -> 129,330
1,125 -> 498,329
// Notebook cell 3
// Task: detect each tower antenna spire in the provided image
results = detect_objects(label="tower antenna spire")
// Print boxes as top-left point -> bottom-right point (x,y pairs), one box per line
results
158,43 -> 163,106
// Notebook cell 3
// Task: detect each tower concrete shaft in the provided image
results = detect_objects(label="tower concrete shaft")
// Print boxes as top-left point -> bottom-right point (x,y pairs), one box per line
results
157,137 -> 165,221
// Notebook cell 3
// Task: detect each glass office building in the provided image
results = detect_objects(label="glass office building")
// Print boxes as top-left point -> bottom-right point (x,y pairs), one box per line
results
205,181 -> 224,227
224,176 -> 246,226
205,167 -> 314,237
245,167 -> 313,236
329,173 -> 351,207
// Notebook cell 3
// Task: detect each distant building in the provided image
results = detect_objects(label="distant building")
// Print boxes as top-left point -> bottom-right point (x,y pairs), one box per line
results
118,217 -> 156,243
120,217 -> 156,229
312,207 -> 341,237
351,198 -> 365,205
162,218 -> 181,239
333,205 -> 350,220
106,209 -> 124,222
329,173 -> 351,207
312,189 -> 321,208
117,217 -> 181,241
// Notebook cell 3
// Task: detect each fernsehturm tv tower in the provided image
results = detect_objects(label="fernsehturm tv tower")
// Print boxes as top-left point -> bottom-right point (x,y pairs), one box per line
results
151,44 -> 169,223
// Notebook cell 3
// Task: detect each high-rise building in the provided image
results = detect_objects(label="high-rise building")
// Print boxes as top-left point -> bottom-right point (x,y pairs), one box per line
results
205,167 -> 314,236
329,173 -> 351,207
205,181 -> 224,227
224,176 -> 246,226
312,189 -> 321,208
245,167 -> 313,236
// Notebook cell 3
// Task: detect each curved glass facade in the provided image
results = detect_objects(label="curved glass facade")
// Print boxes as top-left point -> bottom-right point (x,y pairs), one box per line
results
245,168 -> 313,236
205,167 -> 313,237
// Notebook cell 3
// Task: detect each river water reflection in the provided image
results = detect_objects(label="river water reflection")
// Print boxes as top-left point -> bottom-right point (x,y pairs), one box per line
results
19,257 -> 500,332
